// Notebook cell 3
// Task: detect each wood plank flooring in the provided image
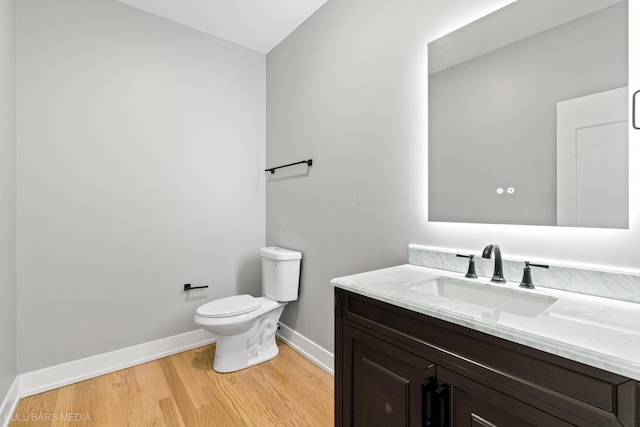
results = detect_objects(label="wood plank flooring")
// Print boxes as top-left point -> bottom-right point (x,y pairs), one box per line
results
10,340 -> 334,426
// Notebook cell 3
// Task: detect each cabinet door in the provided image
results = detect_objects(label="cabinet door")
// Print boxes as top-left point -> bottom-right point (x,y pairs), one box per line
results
342,325 -> 435,427
438,367 -> 574,427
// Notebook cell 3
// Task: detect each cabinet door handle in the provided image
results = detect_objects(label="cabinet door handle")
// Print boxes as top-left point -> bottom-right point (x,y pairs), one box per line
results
422,379 -> 449,427
422,378 -> 437,427
432,383 -> 449,427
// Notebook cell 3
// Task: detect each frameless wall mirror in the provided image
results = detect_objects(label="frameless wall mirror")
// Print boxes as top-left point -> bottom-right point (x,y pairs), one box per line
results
428,0 -> 629,228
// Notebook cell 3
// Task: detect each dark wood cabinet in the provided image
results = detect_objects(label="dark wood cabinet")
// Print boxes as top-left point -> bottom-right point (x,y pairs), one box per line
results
335,288 -> 639,427
344,324 -> 435,426
439,366 -> 573,427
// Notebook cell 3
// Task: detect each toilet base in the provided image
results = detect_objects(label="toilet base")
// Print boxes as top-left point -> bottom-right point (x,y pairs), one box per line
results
212,305 -> 284,373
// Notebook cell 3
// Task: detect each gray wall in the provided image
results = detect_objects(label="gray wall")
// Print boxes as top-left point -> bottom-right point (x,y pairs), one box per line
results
0,0 -> 17,402
429,3 -> 627,226
266,0 -> 518,353
17,0 -> 265,372
267,0 -> 639,356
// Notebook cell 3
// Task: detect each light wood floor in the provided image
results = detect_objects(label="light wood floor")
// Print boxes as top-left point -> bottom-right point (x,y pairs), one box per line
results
10,340 -> 334,426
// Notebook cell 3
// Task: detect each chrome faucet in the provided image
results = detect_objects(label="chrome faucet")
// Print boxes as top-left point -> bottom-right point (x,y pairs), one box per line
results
482,244 -> 506,283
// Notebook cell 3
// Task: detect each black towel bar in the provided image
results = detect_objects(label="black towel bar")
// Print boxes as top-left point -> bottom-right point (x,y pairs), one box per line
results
265,159 -> 313,174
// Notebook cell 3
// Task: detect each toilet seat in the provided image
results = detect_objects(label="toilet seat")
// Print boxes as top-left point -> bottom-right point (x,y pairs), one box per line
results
196,294 -> 260,318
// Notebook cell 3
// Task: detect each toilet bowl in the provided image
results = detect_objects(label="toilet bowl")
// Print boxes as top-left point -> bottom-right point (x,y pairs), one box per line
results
195,295 -> 286,372
194,247 -> 301,372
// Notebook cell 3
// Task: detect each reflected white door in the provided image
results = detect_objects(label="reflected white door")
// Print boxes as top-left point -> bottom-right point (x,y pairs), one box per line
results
556,86 -> 628,228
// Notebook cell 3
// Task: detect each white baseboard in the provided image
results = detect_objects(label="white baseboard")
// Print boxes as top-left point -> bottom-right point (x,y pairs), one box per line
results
277,323 -> 334,375
19,329 -> 217,398
1,377 -> 20,427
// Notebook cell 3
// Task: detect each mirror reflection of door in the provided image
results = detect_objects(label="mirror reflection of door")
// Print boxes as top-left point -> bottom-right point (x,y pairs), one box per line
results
556,86 -> 628,228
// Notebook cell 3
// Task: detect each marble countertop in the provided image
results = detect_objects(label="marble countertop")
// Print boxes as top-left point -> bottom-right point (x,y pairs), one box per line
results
331,264 -> 640,381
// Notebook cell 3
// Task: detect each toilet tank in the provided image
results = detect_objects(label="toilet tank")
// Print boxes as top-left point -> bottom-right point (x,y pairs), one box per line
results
260,247 -> 301,302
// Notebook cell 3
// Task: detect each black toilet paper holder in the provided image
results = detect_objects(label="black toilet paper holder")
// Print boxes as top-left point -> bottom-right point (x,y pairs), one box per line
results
184,283 -> 209,291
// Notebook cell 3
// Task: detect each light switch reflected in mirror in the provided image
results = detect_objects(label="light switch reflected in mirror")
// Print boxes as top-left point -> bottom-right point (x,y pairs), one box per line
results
634,90 -> 640,130
428,0 -> 629,228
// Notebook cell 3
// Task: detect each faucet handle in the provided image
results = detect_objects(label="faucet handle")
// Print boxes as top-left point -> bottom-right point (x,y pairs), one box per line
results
519,261 -> 549,289
456,254 -> 478,279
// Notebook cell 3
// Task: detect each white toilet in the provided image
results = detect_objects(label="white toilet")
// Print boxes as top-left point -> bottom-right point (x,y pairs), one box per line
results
194,246 -> 301,373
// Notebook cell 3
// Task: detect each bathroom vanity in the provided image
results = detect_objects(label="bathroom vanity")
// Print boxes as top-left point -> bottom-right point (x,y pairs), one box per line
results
333,265 -> 640,427
332,0 -> 640,423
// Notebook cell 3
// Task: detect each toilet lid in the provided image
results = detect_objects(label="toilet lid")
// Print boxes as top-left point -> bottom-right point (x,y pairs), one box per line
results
196,294 -> 261,318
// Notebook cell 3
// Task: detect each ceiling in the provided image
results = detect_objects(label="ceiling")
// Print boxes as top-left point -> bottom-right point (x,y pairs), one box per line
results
115,0 -> 328,54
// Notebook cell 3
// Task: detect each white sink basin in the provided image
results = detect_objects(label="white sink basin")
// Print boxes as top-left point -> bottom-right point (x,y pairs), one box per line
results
409,276 -> 558,317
